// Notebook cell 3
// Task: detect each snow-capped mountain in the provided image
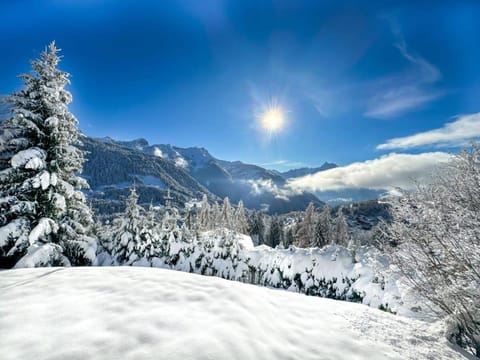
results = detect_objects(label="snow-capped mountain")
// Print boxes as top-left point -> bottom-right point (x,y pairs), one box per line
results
82,137 -> 322,214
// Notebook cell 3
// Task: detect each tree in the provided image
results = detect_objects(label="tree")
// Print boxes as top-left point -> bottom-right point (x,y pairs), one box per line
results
313,205 -> 331,248
234,200 -> 249,234
385,145 -> 480,356
249,210 -> 265,245
198,194 -> 210,230
266,215 -> 283,248
221,197 -> 233,230
295,202 -> 315,248
332,207 -> 349,246
111,186 -> 145,265
0,42 -> 96,268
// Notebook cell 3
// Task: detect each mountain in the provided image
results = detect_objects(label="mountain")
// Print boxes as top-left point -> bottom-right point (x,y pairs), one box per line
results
281,162 -> 338,179
81,137 -> 217,214
81,137 -> 322,214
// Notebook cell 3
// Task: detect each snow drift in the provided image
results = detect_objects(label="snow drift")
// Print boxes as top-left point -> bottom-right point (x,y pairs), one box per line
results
0,267 -> 465,360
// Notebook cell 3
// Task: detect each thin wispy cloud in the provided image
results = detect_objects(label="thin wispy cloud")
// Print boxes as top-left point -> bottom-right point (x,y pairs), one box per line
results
287,152 -> 452,191
377,113 -> 480,150
364,28 -> 443,119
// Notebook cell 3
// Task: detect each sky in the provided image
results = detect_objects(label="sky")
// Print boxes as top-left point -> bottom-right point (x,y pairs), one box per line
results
1,0 -> 480,191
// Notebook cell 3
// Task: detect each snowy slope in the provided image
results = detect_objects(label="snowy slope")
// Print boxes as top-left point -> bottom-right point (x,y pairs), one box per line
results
0,267 -> 466,360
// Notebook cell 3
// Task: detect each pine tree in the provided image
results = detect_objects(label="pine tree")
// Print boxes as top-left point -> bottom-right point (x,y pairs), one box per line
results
332,207 -> 349,246
198,194 -> 210,230
234,200 -> 249,234
111,186 -> 145,265
221,197 -> 233,230
295,202 -> 315,248
0,42 -> 96,268
249,210 -> 265,245
267,215 -> 283,248
211,201 -> 221,229
312,205 -> 331,248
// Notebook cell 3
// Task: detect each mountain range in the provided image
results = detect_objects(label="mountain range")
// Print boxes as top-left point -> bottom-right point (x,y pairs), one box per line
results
81,136 -> 382,215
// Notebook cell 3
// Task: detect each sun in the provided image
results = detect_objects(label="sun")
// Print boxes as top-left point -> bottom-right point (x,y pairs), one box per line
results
260,106 -> 285,133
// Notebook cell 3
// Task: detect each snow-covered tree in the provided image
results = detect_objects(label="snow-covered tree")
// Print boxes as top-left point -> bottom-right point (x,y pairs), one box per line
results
234,200 -> 249,234
295,202 -> 315,248
211,201 -> 221,229
111,186 -> 145,265
249,210 -> 265,245
385,145 -> 480,356
312,205 -> 331,248
198,194 -> 211,230
221,197 -> 233,230
266,215 -> 283,248
332,207 -> 349,246
0,42 -> 96,268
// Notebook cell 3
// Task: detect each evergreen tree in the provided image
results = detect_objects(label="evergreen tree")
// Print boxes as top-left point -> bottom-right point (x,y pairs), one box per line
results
111,186 -> 145,264
283,226 -> 295,248
266,215 -> 283,248
198,194 -> 210,230
211,201 -> 221,229
221,197 -> 233,230
295,202 -> 315,248
234,200 -> 249,234
0,42 -> 96,268
312,205 -> 331,248
332,207 -> 349,246
249,210 -> 265,245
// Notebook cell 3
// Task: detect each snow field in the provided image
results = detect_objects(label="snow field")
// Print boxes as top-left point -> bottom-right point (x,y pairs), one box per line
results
0,267 -> 465,360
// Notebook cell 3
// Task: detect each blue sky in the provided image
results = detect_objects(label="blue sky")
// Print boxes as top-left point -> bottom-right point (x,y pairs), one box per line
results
1,0 -> 480,182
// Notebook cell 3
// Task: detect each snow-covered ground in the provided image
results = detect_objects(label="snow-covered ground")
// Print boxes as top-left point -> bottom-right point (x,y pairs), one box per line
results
0,267 -> 467,360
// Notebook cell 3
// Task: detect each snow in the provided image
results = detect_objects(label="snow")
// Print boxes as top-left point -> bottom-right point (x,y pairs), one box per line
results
10,147 -> 46,169
0,267 -> 465,360
13,243 -> 70,268
174,156 -> 188,168
135,175 -> 166,188
28,218 -> 58,244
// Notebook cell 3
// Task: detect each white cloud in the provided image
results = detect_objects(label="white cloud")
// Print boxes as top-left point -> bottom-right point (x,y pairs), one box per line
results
287,152 -> 452,192
364,31 -> 443,119
153,147 -> 165,158
248,179 -> 299,201
377,113 -> 480,150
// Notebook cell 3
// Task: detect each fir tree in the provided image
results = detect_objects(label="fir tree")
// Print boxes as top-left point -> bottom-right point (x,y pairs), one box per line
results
198,194 -> 210,230
332,207 -> 349,246
111,186 -> 145,265
221,197 -> 233,230
312,205 -> 331,248
234,200 -> 249,234
295,202 -> 315,248
0,42 -> 96,268
249,210 -> 265,245
267,215 -> 283,248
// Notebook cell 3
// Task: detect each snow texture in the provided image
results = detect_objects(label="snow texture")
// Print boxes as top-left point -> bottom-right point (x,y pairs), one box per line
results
0,267 -> 466,360
10,147 -> 46,170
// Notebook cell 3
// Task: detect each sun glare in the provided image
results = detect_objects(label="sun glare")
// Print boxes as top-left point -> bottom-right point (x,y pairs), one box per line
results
260,106 -> 285,133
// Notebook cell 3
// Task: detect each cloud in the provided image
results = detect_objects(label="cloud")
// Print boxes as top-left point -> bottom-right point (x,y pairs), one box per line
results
364,29 -> 443,119
287,152 -> 452,192
248,179 -> 299,201
377,113 -> 480,150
